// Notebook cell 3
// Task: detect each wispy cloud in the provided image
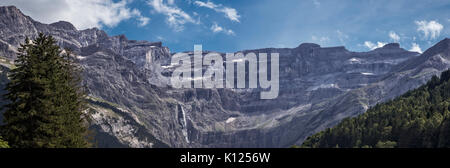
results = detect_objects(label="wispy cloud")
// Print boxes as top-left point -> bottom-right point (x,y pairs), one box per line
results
156,35 -> 164,40
312,0 -> 320,7
409,43 -> 422,53
336,30 -> 349,45
364,41 -> 386,50
147,0 -> 197,31
415,20 -> 443,40
211,23 -> 235,35
194,1 -> 240,22
0,0 -> 150,29
311,35 -> 329,43
389,31 -> 400,42
131,9 -> 150,27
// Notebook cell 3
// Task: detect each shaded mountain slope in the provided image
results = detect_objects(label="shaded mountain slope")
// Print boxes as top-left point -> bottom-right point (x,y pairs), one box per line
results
302,69 -> 450,148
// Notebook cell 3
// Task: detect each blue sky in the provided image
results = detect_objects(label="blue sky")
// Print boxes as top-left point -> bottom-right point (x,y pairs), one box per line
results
1,0 -> 450,53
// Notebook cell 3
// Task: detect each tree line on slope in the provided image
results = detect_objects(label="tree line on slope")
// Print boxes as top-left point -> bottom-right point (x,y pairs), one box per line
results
301,69 -> 450,148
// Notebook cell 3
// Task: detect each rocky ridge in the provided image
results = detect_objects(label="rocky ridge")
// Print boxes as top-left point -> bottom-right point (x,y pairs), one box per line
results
0,6 -> 449,147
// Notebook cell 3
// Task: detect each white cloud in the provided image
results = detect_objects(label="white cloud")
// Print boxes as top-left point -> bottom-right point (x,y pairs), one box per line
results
226,30 -> 235,36
311,35 -> 329,43
211,23 -> 235,35
415,20 -> 443,40
195,1 -> 216,8
211,23 -> 223,32
132,9 -> 150,27
0,0 -> 149,29
147,0 -> 197,31
409,43 -> 422,53
313,0 -> 320,7
364,41 -> 386,50
194,1 -> 240,22
389,31 -> 400,42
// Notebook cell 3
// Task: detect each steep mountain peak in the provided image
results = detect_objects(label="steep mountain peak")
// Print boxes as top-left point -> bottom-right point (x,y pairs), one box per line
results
382,43 -> 400,49
436,38 -> 450,50
0,5 -> 22,15
50,21 -> 77,31
421,37 -> 450,58
0,6 -> 28,20
439,38 -> 450,46
372,42 -> 408,53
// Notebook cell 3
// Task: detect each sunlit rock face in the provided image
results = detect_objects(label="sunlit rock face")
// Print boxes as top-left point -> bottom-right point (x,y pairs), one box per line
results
1,6 -> 449,147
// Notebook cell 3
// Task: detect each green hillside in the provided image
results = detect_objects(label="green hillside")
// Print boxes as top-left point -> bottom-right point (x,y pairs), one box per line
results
301,69 -> 450,148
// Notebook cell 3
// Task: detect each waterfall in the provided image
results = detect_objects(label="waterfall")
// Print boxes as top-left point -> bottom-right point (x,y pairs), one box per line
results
177,104 -> 189,143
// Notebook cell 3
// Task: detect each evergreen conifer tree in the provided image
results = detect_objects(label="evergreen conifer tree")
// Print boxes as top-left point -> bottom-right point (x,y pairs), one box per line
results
1,33 -> 90,148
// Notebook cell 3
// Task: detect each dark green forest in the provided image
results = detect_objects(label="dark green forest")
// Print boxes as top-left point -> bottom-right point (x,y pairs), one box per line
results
301,70 -> 450,148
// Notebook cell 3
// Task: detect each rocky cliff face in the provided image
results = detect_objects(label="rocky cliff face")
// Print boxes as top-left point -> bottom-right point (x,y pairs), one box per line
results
0,6 -> 449,147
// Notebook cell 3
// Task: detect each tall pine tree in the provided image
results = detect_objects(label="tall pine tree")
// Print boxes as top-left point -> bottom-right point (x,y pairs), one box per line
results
1,33 -> 90,148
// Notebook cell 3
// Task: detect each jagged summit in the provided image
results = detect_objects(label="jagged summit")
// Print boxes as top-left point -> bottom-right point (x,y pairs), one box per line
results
0,6 -> 33,23
1,5 -> 450,148
0,5 -> 22,15
0,5 -> 29,22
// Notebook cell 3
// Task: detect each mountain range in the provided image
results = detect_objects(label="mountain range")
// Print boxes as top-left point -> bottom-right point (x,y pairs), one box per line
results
0,6 -> 449,147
